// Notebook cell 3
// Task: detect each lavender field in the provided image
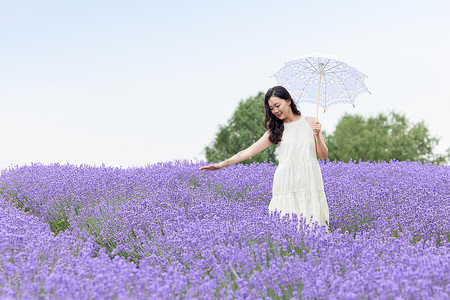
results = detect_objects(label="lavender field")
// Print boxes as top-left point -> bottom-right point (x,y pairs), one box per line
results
0,160 -> 449,299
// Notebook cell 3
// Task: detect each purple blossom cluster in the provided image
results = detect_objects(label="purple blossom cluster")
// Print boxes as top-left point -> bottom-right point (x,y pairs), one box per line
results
0,160 -> 449,299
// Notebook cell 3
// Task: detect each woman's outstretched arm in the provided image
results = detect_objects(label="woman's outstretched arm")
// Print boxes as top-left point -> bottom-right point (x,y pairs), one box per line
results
199,131 -> 273,171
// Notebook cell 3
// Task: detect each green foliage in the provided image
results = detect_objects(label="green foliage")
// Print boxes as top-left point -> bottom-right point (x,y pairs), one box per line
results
0,186 -> 38,216
324,112 -> 449,164
205,92 -> 278,164
48,204 -> 70,235
47,197 -> 74,235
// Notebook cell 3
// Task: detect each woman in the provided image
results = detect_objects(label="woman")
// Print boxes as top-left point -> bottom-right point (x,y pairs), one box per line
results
200,86 -> 330,231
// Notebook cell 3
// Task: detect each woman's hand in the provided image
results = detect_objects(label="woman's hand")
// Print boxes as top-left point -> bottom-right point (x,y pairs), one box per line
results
199,163 -> 222,171
306,117 -> 328,160
312,121 -> 322,136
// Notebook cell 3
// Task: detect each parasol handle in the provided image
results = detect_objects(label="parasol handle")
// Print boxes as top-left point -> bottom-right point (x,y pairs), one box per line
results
316,64 -> 323,122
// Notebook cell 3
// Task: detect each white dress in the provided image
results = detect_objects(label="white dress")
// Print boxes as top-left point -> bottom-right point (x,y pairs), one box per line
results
268,116 -> 330,230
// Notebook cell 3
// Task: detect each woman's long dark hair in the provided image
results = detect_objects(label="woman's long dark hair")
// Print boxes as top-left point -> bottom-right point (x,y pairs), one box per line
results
264,86 -> 301,144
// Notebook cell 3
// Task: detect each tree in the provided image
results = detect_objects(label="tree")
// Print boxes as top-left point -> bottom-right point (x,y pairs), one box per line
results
205,92 -> 278,164
324,112 -> 449,164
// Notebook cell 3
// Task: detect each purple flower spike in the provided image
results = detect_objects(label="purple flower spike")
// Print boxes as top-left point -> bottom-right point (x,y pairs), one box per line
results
0,160 -> 448,298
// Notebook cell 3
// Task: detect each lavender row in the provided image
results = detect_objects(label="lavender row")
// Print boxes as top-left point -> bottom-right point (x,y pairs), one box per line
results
0,160 -> 449,298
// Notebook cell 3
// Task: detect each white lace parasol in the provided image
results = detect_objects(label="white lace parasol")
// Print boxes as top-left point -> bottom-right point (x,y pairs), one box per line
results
272,56 -> 370,120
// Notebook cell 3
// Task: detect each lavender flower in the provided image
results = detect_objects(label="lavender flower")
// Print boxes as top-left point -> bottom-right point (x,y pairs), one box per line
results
0,160 -> 448,298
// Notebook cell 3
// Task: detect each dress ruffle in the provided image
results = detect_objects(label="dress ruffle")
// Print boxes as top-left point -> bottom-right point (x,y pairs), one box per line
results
272,160 -> 324,194
269,189 -> 329,230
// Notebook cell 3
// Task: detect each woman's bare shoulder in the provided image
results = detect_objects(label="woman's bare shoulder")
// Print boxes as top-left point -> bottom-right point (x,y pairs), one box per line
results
304,116 -> 316,126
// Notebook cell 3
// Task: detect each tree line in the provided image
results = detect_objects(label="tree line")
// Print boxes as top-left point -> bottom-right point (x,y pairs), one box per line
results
205,92 -> 449,165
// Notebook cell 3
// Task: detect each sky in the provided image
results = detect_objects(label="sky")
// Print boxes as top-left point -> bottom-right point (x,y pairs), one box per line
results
1,0 -> 449,169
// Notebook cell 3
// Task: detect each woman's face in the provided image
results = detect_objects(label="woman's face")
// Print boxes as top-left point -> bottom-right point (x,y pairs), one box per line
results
268,96 -> 291,120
